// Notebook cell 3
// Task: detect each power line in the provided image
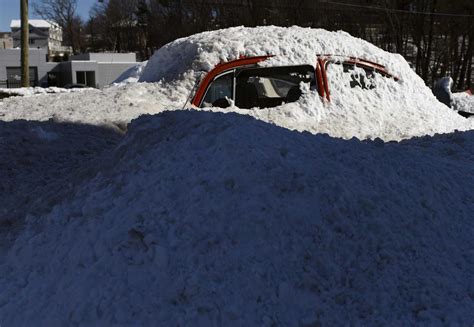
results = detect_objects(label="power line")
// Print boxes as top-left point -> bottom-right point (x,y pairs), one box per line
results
323,1 -> 474,18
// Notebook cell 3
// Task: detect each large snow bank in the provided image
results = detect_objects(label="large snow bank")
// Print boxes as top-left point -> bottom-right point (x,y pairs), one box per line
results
1,26 -> 472,141
1,111 -> 473,325
0,120 -> 121,235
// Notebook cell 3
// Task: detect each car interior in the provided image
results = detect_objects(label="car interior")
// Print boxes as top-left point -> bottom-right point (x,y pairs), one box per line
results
200,65 -> 315,109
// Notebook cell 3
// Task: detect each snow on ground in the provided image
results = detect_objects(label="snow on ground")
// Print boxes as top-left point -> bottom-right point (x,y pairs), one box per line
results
1,111 -> 473,325
0,83 -> 181,130
0,26 -> 472,141
0,120 -> 121,250
0,86 -> 92,98
0,26 -> 474,325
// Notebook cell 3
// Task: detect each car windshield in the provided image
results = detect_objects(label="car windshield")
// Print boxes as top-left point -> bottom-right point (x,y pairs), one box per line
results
235,65 -> 315,109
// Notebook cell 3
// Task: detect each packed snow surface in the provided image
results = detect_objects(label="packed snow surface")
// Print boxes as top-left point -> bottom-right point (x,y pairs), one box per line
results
1,26 -> 472,140
1,111 -> 473,325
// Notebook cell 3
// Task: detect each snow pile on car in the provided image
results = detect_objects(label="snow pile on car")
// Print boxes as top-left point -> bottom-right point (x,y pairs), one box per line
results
452,91 -> 474,114
1,26 -> 472,141
1,111 -> 473,325
140,26 -> 472,140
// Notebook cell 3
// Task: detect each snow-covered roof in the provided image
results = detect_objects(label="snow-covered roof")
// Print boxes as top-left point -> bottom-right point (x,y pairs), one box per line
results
10,19 -> 58,29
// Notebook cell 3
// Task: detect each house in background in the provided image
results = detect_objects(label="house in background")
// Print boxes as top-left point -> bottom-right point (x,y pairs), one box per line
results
0,32 -> 13,49
10,19 -> 71,60
0,48 -> 138,88
1,20 -> 138,88
52,53 -> 138,88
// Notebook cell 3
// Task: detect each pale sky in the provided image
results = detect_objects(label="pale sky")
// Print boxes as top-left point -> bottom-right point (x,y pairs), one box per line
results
0,0 -> 98,31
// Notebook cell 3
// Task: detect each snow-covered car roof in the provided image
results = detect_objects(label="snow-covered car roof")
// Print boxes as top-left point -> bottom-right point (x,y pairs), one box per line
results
139,26 -> 407,84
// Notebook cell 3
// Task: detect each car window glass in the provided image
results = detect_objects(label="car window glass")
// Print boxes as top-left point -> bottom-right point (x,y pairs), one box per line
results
235,65 -> 315,109
201,72 -> 233,108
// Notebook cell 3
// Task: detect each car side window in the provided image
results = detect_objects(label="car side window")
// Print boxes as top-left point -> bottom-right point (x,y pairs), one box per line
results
201,72 -> 234,108
235,65 -> 315,109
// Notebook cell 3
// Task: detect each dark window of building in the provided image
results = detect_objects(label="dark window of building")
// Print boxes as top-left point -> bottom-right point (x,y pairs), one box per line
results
6,66 -> 38,88
76,71 -> 96,87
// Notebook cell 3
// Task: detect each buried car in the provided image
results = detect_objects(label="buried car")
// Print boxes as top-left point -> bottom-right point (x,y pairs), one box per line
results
136,26 -> 471,141
189,54 -> 399,109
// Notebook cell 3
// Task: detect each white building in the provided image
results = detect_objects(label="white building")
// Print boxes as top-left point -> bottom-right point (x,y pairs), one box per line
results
10,19 -> 71,58
0,49 -> 137,88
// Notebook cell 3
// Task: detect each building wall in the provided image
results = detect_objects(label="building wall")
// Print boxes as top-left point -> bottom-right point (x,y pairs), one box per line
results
65,61 -> 137,88
90,53 -> 136,63
97,62 -> 137,87
28,37 -> 49,49
0,48 -> 52,87
0,48 -> 137,88
69,61 -> 99,86
0,33 -> 13,49
70,53 -> 137,63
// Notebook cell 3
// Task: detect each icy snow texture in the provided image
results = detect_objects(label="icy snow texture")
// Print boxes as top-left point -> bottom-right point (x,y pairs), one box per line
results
1,26 -> 472,141
1,111 -> 473,325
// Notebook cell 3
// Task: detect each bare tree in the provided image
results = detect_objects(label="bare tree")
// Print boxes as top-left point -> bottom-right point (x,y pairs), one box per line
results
33,0 -> 82,53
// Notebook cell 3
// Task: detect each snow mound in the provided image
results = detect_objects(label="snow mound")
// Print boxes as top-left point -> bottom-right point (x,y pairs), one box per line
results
1,26 -> 473,140
112,61 -> 148,85
1,111 -> 473,325
141,26 -> 408,83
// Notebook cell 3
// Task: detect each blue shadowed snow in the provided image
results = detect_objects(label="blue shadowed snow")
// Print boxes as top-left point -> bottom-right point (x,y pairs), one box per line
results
0,111 -> 473,325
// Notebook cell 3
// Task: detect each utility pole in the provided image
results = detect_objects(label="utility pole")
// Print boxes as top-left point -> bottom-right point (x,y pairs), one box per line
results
21,0 -> 29,87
